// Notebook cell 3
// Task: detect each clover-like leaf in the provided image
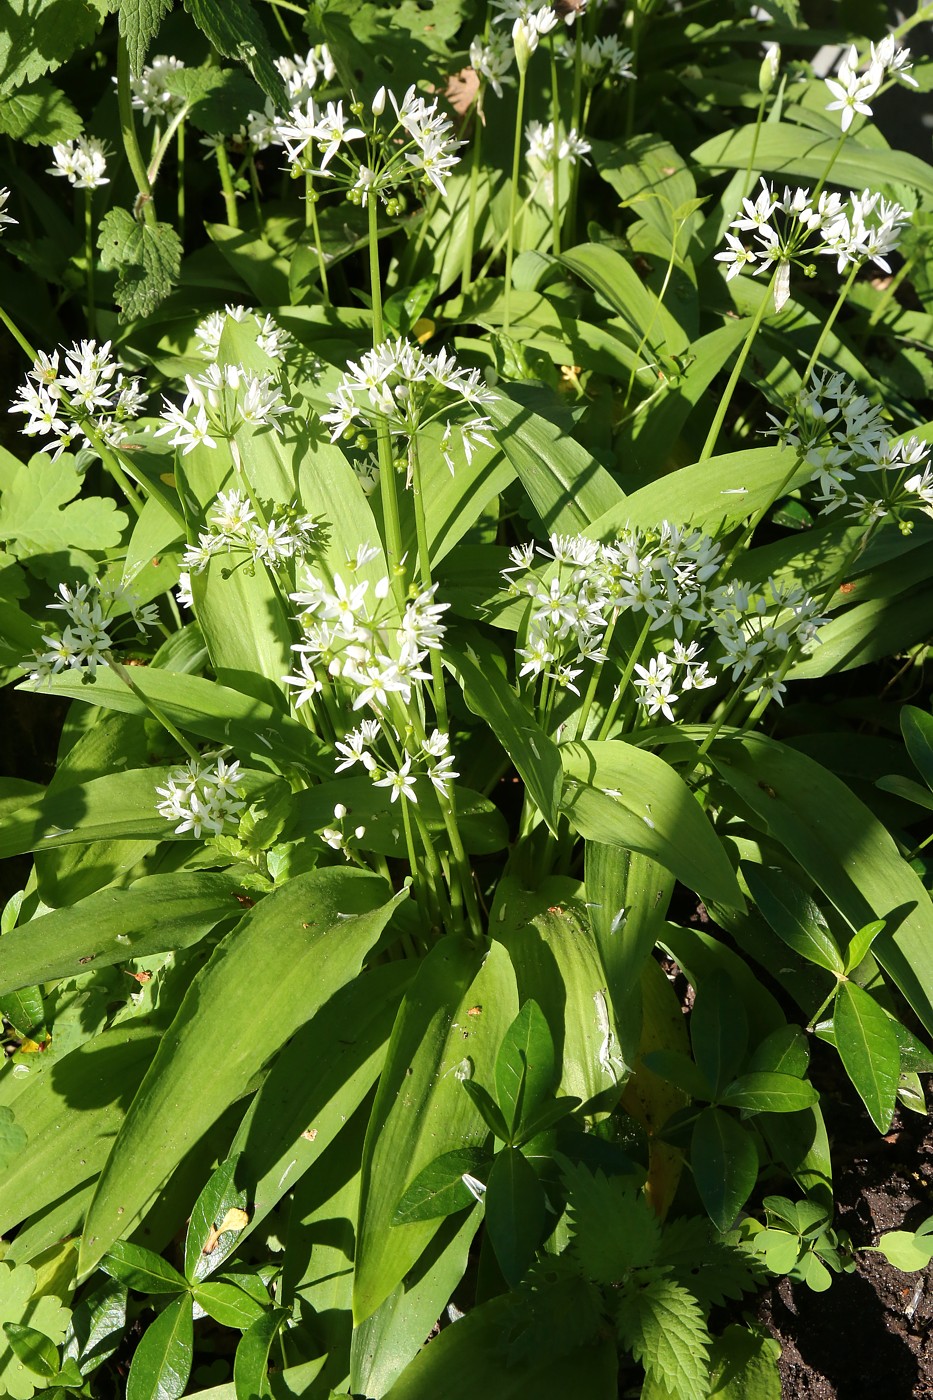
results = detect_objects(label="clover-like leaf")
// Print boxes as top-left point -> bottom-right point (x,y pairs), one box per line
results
0,1263 -> 71,1400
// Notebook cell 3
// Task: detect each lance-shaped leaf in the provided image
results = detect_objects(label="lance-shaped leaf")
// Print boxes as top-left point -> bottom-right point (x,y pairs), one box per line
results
743,863 -> 844,975
495,1000 -> 556,1136
79,869 -> 406,1274
392,1148 -> 491,1226
691,1107 -> 758,1232
126,1295 -> 193,1400
833,982 -> 900,1133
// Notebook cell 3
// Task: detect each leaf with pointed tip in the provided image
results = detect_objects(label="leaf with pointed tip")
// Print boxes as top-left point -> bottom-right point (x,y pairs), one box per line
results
691,1107 -> 758,1232
485,1147 -> 547,1287
833,982 -> 900,1133
126,1295 -> 193,1400
743,864 -> 843,975
101,1242 -> 189,1296
233,1308 -> 287,1400
495,1000 -> 556,1136
392,1148 -> 491,1225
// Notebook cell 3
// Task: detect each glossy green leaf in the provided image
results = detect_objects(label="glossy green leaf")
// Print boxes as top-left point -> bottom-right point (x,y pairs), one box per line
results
0,984 -> 43,1037
233,1309 -> 287,1400
80,870 -> 405,1274
460,1079 -> 510,1140
845,920 -> 886,974
191,1282 -> 264,1331
719,1072 -> 818,1114
449,635 -> 562,833
353,938 -> 518,1324
901,706 -> 933,792
743,864 -> 844,975
184,1156 -> 247,1283
495,1000 -> 556,1136
484,1147 -> 547,1287
484,389 -> 623,534
875,1226 -> 933,1273
2,1323 -> 59,1379
833,982 -> 900,1133
641,1049 -> 711,1101
561,740 -> 743,907
101,1242 -> 189,1296
747,1025 -> 809,1079
126,1295 -> 193,1400
392,1149 -> 490,1226
710,734 -> 933,1037
0,874 -> 246,995
560,244 -> 689,355
691,1107 -> 758,1232
690,972 -> 748,1099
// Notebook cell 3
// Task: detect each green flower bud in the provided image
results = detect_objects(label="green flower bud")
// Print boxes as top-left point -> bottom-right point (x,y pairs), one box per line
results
759,43 -> 780,94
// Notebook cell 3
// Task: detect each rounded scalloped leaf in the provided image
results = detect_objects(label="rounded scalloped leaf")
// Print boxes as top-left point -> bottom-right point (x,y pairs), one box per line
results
0,1263 -> 71,1400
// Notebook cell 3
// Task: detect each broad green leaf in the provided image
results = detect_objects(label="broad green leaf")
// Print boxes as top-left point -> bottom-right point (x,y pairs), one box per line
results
641,1049 -> 711,1101
0,453 -> 127,573
901,706 -> 933,792
65,1275 -> 127,1377
690,972 -> 748,1099
119,0 -> 173,75
33,667 -> 327,775
0,1107 -> 27,1172
403,419 -> 515,568
743,863 -> 844,975
98,210 -> 183,321
194,552 -> 294,713
719,1072 -> 818,1114
0,985 -> 43,1037
232,1309 -> 287,1400
561,739 -> 743,907
845,920 -> 886,974
693,123 -> 933,203
0,0 -> 109,91
660,922 -> 785,1043
353,938 -> 518,1324
707,1325 -> 781,1400
833,982 -> 900,1133
2,1323 -> 59,1379
585,844 -> 674,1068
392,1149 -> 490,1226
691,1107 -> 758,1232
101,1243 -> 189,1296
564,1162 -> 661,1280
0,873 -> 246,995
0,1028 -> 158,1237
0,79 -> 81,144
710,734 -> 933,1037
484,390 -> 623,534
184,1157 -> 247,1283
126,1295 -> 193,1400
191,1282 -> 264,1331
560,243 -> 689,355
616,1275 -> 710,1400
80,870 -> 405,1273
484,1147 -> 546,1287
875,1227 -> 933,1273
182,0 -> 283,100
495,1000 -> 555,1136
449,634 -> 562,832
789,585 -> 933,678
747,1025 -> 809,1078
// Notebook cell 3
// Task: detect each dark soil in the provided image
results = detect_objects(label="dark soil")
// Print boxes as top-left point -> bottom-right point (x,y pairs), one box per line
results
756,1050 -> 933,1399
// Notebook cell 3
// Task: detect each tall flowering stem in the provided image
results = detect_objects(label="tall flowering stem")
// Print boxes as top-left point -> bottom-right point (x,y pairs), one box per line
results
549,36 -> 561,256
304,171 -> 330,302
460,104 -> 484,296
503,64 -> 527,335
367,197 -> 406,603
84,190 -> 96,337
215,143 -> 240,228
116,38 -> 156,224
699,269 -> 777,462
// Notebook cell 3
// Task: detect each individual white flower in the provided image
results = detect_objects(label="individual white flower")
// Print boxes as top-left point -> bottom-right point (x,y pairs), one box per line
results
48,136 -> 109,190
312,100 -> 366,168
374,754 -> 418,803
824,45 -> 882,132
0,187 -> 16,231
869,34 -> 918,87
714,231 -> 759,281
470,31 -> 515,98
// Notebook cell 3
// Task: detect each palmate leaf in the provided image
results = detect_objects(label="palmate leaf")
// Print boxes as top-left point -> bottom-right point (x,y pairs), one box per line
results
616,1274 -> 711,1400
0,452 -> 127,576
564,1162 -> 661,1281
98,210 -> 183,321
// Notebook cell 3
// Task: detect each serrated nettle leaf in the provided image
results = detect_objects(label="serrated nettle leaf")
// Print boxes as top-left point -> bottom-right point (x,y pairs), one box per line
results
182,0 -> 283,100
833,981 -> 900,1133
392,1148 -> 491,1225
616,1274 -> 710,1400
0,79 -> 81,144
119,0 -> 174,75
98,210 -> 183,321
0,0 -> 109,91
101,1242 -> 190,1296
743,863 -> 844,975
495,1000 -> 556,1136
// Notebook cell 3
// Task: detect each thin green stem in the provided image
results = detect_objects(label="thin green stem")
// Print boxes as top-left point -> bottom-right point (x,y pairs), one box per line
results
474,188 -> 536,285
571,610 -> 618,741
564,23 -> 583,247
368,198 -> 406,601
460,102 -> 484,297
84,189 -> 96,338
811,128 -> 847,204
117,37 -> 156,224
215,143 -> 240,228
106,655 -> 200,760
305,171 -> 330,302
867,245 -> 920,326
740,93 -> 767,203
801,260 -> 860,383
549,39 -> 561,256
597,613 -> 653,740
0,302 -> 36,360
699,269 -> 777,462
176,121 -> 186,244
503,65 -> 527,336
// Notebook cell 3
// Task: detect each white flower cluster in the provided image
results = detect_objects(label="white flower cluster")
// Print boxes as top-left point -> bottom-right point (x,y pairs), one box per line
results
469,31 -> 515,99
48,137 -> 108,190
156,363 -> 290,454
128,55 -> 186,124
707,578 -> 825,705
279,84 -> 462,205
320,801 -> 367,855
824,36 -> 917,133
768,370 -> 933,522
576,34 -> 635,84
10,339 -> 146,459
0,188 -> 16,232
25,578 -> 160,687
155,755 -> 245,839
323,337 -> 495,473
183,489 -> 319,574
492,1 -> 568,70
334,720 -> 458,805
285,548 -> 448,713
275,45 -> 336,103
525,120 -> 591,202
194,305 -> 291,361
505,527 -> 721,705
716,179 -> 911,310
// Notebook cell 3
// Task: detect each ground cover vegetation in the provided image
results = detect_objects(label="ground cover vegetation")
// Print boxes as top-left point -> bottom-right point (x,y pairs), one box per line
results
1,0 -> 933,1395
